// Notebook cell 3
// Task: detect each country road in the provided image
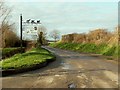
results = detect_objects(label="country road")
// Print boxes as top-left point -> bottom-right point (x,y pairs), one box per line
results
1,46 -> 119,88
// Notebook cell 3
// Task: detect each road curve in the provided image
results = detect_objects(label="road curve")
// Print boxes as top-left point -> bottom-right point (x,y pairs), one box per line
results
2,46 -> 119,88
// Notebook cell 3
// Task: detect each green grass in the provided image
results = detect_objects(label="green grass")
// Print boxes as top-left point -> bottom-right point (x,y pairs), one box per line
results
0,47 -> 55,70
50,42 -> 119,58
103,45 -> 119,58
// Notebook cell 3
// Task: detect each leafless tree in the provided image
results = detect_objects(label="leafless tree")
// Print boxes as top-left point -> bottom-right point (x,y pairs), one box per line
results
0,0 -> 18,47
49,29 -> 60,42
37,25 -> 47,37
0,0 -> 13,33
37,25 -> 47,45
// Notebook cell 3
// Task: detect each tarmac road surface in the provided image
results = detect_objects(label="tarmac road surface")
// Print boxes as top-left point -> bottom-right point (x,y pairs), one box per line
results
1,46 -> 119,88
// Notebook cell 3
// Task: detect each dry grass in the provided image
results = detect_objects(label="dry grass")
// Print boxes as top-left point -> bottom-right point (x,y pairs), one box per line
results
62,28 -> 117,45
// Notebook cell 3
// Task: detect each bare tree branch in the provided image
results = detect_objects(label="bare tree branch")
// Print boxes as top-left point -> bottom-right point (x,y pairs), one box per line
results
0,0 -> 13,34
49,29 -> 60,42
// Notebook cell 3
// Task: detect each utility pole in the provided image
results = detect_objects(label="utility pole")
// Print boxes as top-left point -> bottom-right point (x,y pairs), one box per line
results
20,14 -> 23,53
20,14 -> 41,51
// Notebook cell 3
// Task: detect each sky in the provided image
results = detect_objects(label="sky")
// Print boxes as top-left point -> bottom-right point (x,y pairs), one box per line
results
4,0 -> 118,40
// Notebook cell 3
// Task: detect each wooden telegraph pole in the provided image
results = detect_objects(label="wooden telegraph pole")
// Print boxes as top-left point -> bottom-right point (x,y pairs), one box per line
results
20,14 -> 41,51
20,14 -> 23,53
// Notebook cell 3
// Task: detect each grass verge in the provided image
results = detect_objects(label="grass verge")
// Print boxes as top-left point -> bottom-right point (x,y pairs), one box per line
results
0,47 -> 55,70
49,42 -> 119,59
